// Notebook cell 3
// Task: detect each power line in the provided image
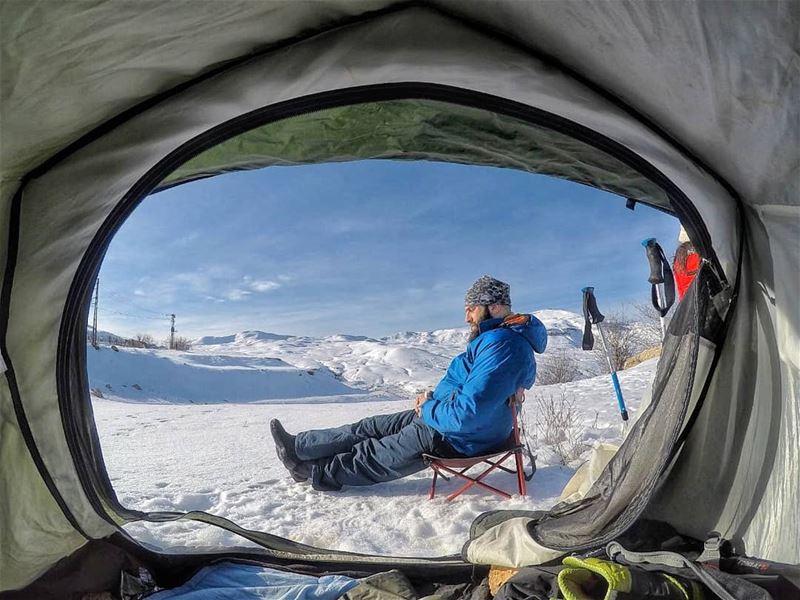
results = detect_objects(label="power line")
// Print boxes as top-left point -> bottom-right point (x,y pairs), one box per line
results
103,289 -> 168,317
97,307 -> 169,321
91,286 -> 178,346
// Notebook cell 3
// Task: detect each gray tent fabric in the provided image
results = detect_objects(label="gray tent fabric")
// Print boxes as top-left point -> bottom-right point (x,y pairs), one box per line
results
0,0 -> 797,593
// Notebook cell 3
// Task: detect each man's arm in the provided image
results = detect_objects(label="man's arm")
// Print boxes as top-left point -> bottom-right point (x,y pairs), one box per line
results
421,336 -> 528,435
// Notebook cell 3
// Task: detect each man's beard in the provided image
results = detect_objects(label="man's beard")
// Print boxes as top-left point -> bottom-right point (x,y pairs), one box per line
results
467,306 -> 491,343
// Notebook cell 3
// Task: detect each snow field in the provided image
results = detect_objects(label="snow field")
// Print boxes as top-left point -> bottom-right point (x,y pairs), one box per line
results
96,397 -> 577,555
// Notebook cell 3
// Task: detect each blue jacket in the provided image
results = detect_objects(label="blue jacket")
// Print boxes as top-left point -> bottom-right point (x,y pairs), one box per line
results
421,314 -> 547,456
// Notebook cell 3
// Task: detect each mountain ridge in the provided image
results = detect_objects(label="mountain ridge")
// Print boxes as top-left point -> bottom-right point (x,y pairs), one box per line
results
89,310 -> 599,402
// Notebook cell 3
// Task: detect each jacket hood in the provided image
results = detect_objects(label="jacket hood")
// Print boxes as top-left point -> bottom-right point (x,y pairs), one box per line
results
479,313 -> 548,354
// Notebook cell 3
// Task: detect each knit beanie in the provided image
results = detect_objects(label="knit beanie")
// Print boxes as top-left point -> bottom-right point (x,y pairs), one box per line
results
464,275 -> 511,306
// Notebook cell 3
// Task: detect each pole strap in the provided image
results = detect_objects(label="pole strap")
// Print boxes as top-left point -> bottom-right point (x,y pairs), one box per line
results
581,286 -> 605,350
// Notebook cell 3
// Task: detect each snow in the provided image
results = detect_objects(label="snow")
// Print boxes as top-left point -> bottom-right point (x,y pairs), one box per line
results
88,347 -> 367,404
91,310 -> 657,557
191,326 -> 466,398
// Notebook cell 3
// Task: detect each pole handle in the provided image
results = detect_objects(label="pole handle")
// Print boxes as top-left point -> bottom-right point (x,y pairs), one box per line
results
581,287 -> 605,324
642,238 -> 665,285
641,238 -> 676,317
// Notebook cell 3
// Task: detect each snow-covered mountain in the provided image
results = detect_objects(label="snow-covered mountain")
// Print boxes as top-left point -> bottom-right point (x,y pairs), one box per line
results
195,331 -> 296,345
88,310 -> 595,403
190,310 -> 592,397
534,309 -> 585,348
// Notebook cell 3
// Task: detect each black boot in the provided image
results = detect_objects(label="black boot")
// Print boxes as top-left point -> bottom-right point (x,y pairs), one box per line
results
269,419 -> 302,478
290,460 -> 313,483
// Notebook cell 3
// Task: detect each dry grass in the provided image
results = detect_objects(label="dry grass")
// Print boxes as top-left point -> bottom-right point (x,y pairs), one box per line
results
536,350 -> 582,385
623,345 -> 662,370
531,389 -> 592,465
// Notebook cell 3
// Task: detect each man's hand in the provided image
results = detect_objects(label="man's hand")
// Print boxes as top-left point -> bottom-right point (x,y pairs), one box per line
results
415,390 -> 433,417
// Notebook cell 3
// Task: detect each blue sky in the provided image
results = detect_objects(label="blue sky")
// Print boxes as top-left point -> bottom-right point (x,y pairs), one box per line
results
97,160 -> 679,340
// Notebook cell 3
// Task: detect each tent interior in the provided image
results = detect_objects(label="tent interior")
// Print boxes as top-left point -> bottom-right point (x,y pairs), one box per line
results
1,2 -> 797,598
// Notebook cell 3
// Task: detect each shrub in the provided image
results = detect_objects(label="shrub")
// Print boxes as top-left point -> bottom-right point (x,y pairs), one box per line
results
172,336 -> 192,351
529,389 -> 590,466
536,350 -> 582,385
631,301 -> 669,349
135,333 -> 156,348
592,317 -> 644,372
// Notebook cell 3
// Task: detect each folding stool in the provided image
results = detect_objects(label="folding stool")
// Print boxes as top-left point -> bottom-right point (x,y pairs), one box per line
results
422,395 -> 533,501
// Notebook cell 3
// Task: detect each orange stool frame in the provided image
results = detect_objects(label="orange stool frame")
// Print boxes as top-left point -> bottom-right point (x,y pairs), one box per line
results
423,397 -> 530,501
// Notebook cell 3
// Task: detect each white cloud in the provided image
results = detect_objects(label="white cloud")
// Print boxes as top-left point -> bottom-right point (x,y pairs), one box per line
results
242,275 -> 282,293
250,280 -> 280,292
133,288 -> 147,296
225,289 -> 252,301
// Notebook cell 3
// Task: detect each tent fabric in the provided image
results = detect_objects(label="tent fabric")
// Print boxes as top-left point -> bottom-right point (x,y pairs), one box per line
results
1,4 -> 743,276
1,1 -> 796,209
0,384 -> 90,588
646,226 -> 800,559
557,443 -> 619,505
0,0 -> 797,593
160,99 -> 672,211
3,9 -> 742,572
464,517 -> 564,569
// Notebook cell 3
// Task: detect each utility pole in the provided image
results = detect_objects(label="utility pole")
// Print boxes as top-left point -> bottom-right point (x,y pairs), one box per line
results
169,314 -> 176,350
91,279 -> 99,347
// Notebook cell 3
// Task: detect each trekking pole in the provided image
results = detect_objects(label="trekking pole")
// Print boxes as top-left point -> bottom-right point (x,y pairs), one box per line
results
581,287 -> 628,422
641,238 -> 676,338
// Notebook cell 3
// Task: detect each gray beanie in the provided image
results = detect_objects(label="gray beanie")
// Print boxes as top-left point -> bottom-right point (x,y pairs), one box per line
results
464,275 -> 511,306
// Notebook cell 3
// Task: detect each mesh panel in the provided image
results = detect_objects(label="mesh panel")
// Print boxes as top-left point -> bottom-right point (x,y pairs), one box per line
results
160,100 -> 671,211
531,265 -> 725,550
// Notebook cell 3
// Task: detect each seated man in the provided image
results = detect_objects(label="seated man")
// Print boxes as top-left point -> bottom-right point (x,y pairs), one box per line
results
270,275 -> 547,491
